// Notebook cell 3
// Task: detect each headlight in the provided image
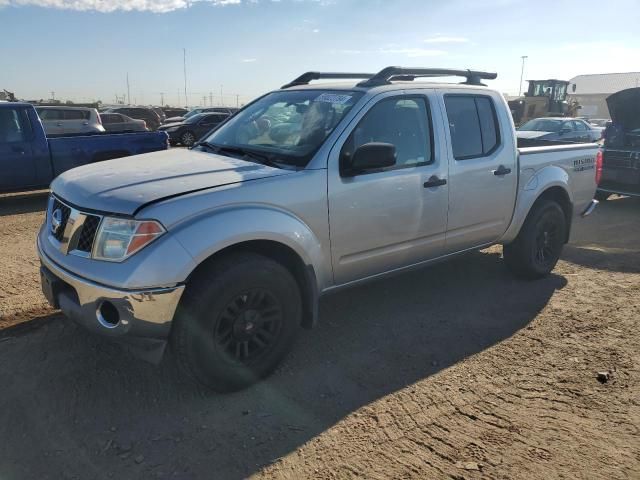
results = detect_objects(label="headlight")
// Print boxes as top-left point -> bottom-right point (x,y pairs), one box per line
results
93,217 -> 165,262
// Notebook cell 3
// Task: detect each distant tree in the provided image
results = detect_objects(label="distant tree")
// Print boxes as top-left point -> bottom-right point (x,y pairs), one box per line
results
65,100 -> 74,105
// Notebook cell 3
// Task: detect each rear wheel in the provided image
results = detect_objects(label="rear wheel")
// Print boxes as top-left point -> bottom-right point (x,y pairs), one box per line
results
172,253 -> 302,392
180,131 -> 196,147
503,200 -> 567,279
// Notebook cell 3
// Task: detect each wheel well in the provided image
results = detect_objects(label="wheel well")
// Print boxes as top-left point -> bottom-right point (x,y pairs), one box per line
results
187,240 -> 318,329
533,186 -> 573,243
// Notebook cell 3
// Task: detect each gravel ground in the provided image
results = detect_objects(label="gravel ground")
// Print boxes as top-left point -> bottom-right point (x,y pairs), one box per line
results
0,191 -> 638,480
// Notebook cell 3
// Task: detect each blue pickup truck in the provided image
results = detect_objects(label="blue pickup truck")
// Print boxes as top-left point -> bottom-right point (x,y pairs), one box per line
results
0,102 -> 169,193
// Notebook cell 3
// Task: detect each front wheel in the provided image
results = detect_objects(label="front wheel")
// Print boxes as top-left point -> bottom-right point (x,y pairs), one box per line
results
503,200 -> 567,279
180,131 -> 196,147
171,253 -> 302,392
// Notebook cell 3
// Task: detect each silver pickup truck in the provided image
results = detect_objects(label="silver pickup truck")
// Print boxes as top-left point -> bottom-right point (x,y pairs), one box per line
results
38,67 -> 600,391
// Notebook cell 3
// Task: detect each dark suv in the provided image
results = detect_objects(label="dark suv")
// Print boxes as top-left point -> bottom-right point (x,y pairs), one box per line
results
158,112 -> 229,146
104,107 -> 162,130
597,88 -> 640,200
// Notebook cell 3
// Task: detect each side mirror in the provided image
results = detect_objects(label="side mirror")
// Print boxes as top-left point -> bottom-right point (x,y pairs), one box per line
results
341,142 -> 396,177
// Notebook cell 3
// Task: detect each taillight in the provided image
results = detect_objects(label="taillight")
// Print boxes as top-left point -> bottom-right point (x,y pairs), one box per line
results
595,150 -> 603,185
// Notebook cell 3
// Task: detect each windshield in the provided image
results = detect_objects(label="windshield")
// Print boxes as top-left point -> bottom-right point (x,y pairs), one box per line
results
183,109 -> 201,119
201,90 -> 363,167
519,119 -> 563,132
184,113 -> 206,124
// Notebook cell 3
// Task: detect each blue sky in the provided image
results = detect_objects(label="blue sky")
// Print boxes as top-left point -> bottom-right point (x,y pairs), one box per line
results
1,0 -> 639,106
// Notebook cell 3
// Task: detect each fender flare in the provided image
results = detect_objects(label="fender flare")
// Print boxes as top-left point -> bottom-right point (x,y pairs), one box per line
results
501,165 -> 573,244
171,204 -> 330,326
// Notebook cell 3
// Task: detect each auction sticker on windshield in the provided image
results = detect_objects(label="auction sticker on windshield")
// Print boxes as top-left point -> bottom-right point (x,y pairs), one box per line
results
314,93 -> 353,104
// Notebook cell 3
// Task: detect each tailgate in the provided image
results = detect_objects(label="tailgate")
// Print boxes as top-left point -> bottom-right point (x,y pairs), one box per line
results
599,149 -> 640,194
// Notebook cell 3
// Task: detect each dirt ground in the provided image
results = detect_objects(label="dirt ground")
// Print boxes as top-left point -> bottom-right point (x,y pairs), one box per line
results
0,192 -> 638,480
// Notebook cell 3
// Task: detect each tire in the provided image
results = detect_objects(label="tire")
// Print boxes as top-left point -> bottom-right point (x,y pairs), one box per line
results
595,191 -> 611,202
171,252 -> 302,392
180,131 -> 196,147
503,200 -> 567,280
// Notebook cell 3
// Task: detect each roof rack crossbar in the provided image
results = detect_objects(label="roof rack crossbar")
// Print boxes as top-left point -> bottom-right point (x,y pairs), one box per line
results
358,67 -> 497,87
281,72 -> 375,89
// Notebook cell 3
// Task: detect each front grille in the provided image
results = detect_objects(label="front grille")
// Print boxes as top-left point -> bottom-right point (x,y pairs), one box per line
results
76,215 -> 101,253
49,196 -> 102,257
51,198 -> 71,242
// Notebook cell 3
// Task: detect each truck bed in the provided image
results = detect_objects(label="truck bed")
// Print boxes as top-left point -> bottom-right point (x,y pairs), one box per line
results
518,143 -> 600,218
48,131 -> 169,177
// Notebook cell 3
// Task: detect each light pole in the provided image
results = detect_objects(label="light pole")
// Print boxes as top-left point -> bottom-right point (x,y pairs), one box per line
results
183,48 -> 188,108
518,55 -> 528,97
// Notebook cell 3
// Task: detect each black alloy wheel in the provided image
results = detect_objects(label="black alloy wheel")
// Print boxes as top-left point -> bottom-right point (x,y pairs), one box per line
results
214,289 -> 283,365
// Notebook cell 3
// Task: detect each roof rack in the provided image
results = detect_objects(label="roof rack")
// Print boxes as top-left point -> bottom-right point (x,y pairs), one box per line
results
357,67 -> 498,87
281,72 -> 375,89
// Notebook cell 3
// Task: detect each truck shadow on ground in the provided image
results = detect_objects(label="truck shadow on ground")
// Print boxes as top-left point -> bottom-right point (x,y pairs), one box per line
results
563,195 -> 640,274
0,250 -> 566,480
0,190 -> 48,217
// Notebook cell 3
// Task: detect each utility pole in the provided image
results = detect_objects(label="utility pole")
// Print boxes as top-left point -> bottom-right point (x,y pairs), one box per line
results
183,48 -> 188,108
50,91 -> 55,101
126,73 -> 131,105
160,92 -> 164,106
209,91 -> 213,107
220,85 -> 223,106
177,89 -> 181,108
236,94 -> 239,108
518,55 -> 528,97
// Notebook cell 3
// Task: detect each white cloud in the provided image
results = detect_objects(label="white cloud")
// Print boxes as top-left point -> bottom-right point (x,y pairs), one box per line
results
241,58 -> 257,62
424,35 -> 469,44
0,0 -> 253,13
0,0 -> 333,11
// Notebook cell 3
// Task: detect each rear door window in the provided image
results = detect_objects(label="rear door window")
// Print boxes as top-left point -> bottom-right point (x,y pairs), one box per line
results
0,108 -> 30,143
573,120 -> 588,131
200,114 -> 227,126
38,109 -> 63,121
63,110 -> 89,120
444,95 -> 500,159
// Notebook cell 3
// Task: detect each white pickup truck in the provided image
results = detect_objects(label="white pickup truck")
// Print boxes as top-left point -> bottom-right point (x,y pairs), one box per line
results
38,67 -> 600,391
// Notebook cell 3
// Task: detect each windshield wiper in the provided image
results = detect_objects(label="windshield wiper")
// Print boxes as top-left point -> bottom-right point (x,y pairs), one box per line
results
198,142 -> 286,169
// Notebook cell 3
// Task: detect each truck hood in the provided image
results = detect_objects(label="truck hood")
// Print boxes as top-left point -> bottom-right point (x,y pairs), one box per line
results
516,130 -> 553,139
607,88 -> 640,131
51,148 -> 295,215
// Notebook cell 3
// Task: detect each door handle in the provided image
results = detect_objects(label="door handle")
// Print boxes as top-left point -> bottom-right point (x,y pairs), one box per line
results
423,175 -> 447,188
11,146 -> 25,154
493,165 -> 512,176
56,122 -> 63,126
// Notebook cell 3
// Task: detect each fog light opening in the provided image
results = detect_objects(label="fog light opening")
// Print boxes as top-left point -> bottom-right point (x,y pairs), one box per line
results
97,301 -> 120,328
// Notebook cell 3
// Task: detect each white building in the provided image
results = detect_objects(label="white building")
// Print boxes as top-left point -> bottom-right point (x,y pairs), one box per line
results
568,72 -> 640,119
